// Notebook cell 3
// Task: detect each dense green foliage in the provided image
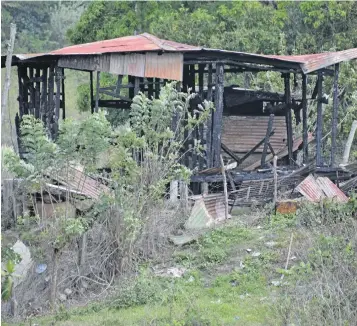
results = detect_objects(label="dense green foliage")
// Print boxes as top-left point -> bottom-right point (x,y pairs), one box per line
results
67,1 -> 357,54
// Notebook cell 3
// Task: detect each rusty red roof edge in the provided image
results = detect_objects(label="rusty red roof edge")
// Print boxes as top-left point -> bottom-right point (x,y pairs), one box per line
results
3,33 -> 357,73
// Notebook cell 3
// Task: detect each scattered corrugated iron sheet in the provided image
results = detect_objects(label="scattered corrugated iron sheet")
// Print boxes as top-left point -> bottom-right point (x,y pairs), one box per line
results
46,166 -> 111,200
316,177 -> 349,203
295,175 -> 326,202
222,116 -> 287,154
296,175 -> 348,203
244,133 -> 314,171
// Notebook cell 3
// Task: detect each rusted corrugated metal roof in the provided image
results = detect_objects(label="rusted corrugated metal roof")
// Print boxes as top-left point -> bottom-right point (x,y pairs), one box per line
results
265,48 -> 357,74
3,33 -> 356,74
315,177 -> 349,203
51,33 -> 200,55
222,116 -> 287,153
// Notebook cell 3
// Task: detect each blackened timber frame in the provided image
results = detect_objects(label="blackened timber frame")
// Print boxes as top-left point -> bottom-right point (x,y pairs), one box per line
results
316,71 -> 324,167
284,73 -> 293,165
302,73 -> 308,163
212,62 -> 224,167
331,63 -> 339,167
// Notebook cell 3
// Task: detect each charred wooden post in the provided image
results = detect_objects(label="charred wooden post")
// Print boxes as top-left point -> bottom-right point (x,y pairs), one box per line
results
189,64 -> 196,91
89,71 -> 94,114
48,66 -> 55,137
35,68 -> 41,119
17,66 -> 24,117
41,68 -> 48,125
212,62 -> 224,167
284,73 -> 293,165
29,68 -> 35,115
261,114 -> 274,167
128,75 -> 134,98
155,78 -> 161,98
331,63 -> 340,167
302,73 -> 308,163
53,66 -> 61,138
316,71 -> 324,166
206,64 -> 213,168
61,68 -> 66,120
147,77 -> 154,98
22,67 -> 29,115
183,65 -> 190,92
95,71 -> 100,112
134,77 -> 140,96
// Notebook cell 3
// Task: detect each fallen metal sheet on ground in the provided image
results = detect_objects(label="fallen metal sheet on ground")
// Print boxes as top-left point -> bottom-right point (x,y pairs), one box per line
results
295,175 -> 326,202
316,177 -> 349,203
45,166 -> 111,200
170,194 -> 230,245
296,175 -> 348,203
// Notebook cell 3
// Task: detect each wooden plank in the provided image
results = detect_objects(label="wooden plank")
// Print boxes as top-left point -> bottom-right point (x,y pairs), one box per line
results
48,66 -> 55,136
54,66 -> 61,138
221,142 -> 242,165
302,73 -> 308,163
34,68 -> 41,119
134,77 -> 140,96
95,71 -> 100,113
17,66 -> 24,117
331,64 -> 339,167
29,67 -> 35,115
97,99 -> 131,109
284,74 -> 293,165
41,68 -> 48,124
261,114 -> 274,167
147,77 -> 154,98
212,63 -> 224,167
316,71 -> 323,166
61,68 -> 65,119
206,64 -> 213,168
90,71 -> 94,114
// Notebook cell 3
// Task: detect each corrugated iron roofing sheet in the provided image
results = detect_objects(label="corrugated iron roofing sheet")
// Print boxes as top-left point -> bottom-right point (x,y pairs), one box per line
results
295,175 -> 326,202
3,33 -> 357,74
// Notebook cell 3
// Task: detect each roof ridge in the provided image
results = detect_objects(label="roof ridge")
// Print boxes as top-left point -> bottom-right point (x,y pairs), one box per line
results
140,33 -> 177,51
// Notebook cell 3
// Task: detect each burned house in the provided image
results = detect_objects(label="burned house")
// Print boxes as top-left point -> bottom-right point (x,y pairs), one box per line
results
2,33 -> 357,201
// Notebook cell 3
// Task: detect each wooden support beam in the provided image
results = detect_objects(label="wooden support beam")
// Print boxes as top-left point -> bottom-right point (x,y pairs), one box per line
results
261,114 -> 274,167
155,78 -> 160,98
198,64 -> 204,96
29,68 -> 35,116
212,63 -> 224,167
183,65 -> 190,93
331,63 -> 339,167
95,71 -> 100,113
302,73 -> 308,163
316,71 -> 324,167
284,74 -> 293,165
61,68 -> 65,119
22,67 -> 29,115
48,66 -> 55,136
90,71 -> 94,114
96,99 -> 131,109
54,66 -> 61,138
41,68 -> 47,125
206,64 -> 213,168
128,75 -> 134,99
35,68 -> 41,119
147,77 -> 154,98
190,64 -> 195,92
240,131 -> 275,165
17,66 -> 24,117
134,77 -> 140,96
221,142 -> 241,165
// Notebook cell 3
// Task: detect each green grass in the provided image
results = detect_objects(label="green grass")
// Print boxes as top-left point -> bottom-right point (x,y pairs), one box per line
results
8,220 -> 288,326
